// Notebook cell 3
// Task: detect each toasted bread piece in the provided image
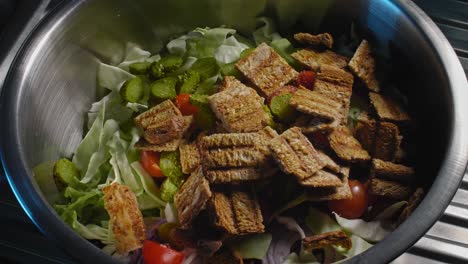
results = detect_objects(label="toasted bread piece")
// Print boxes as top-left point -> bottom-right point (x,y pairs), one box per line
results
354,118 -> 378,153
294,32 -> 334,49
314,66 -> 354,124
231,191 -> 264,234
143,115 -> 188,144
328,126 -> 371,162
348,40 -> 380,92
369,92 -> 410,123
270,127 -> 325,180
179,140 -> 201,174
134,99 -> 181,129
203,148 -> 268,169
204,248 -> 244,264
209,191 -> 264,235
294,115 -> 339,134
303,231 -> 352,250
369,178 -> 412,200
371,159 -> 415,184
201,133 -> 260,149
291,49 -> 348,71
205,168 -> 268,184
258,126 -> 280,140
236,43 -> 298,97
290,87 -> 343,122
374,122 -> 401,161
299,170 -> 343,187
209,77 -> 268,133
175,167 -> 212,229
398,187 -> 424,224
102,183 -> 145,254
305,168 -> 352,201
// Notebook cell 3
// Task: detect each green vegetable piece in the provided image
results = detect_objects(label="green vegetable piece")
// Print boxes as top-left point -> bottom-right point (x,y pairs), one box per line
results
178,71 -> 201,94
150,61 -> 165,79
160,151 -> 184,184
120,76 -> 144,103
189,94 -> 209,107
269,94 -> 297,122
240,48 -> 255,59
53,159 -> 80,192
129,61 -> 151,75
270,38 -> 302,69
159,55 -> 184,73
262,105 -> 277,128
220,62 -> 241,78
160,179 -> 178,202
194,105 -> 216,130
190,57 -> 220,80
151,77 -> 178,101
158,222 -> 178,242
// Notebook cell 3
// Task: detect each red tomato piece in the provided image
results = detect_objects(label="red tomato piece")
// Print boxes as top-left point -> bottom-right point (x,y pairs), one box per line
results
142,240 -> 184,264
328,179 -> 369,219
298,70 -> 316,90
140,151 -> 164,178
175,94 -> 199,116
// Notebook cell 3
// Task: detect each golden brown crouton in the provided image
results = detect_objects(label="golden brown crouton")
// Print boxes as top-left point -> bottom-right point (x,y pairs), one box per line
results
269,127 -> 325,181
143,115 -> 188,144
348,40 -> 380,92
294,32 -> 334,49
371,159 -> 415,184
209,77 -> 268,133
236,43 -> 298,97
369,178 -> 412,200
290,87 -> 343,122
303,231 -> 352,250
305,168 -> 352,201
134,99 -> 181,129
291,49 -> 348,71
299,170 -> 343,188
102,183 -> 145,255
179,140 -> 201,174
398,187 -> 424,224
328,126 -> 371,162
369,92 -> 411,123
293,115 -> 339,134
175,167 -> 212,229
354,118 -> 378,153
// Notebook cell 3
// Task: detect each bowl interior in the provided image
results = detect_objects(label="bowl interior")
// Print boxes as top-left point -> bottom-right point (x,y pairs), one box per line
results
1,0 -> 460,263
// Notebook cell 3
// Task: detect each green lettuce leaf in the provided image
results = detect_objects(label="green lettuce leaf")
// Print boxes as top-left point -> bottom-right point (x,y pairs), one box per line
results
97,63 -> 134,91
283,251 -> 320,264
306,207 -> 341,234
229,233 -> 272,259
252,17 -> 282,45
333,213 -> 391,243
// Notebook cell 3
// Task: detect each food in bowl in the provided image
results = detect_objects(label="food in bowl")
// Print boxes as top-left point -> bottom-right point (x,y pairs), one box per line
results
36,18 -> 423,263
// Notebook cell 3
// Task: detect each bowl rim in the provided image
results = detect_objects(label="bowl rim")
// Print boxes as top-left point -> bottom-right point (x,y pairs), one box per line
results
1,0 -> 468,263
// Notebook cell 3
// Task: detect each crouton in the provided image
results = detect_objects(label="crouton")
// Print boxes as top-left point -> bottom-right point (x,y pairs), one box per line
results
369,92 -> 410,123
328,126 -> 371,162
354,118 -> 378,153
305,168 -> 352,201
348,40 -> 380,92
293,115 -> 339,134
134,99 -> 181,129
294,32 -> 334,49
102,183 -> 145,255
398,187 -> 424,224
175,167 -> 212,228
303,231 -> 352,250
291,49 -> 348,71
179,140 -> 201,174
299,170 -> 343,188
371,159 -> 415,184
209,77 -> 268,133
369,178 -> 412,200
143,116 -> 188,144
236,43 -> 298,97
290,87 -> 343,122
374,122 -> 401,161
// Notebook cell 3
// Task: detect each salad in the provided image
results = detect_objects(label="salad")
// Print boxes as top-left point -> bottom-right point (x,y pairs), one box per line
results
36,18 -> 423,264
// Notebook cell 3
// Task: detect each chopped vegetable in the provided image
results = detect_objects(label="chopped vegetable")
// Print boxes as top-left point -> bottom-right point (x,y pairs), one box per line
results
240,47 -> 255,59
194,105 -> 216,130
262,105 -> 277,128
150,61 -> 165,79
158,222 -> 179,243
53,158 -> 81,191
119,76 -> 144,103
142,240 -> 184,264
328,180 -> 369,219
160,179 -> 179,202
175,94 -> 199,116
189,57 -> 219,80
129,61 -> 151,75
140,151 -> 164,178
151,77 -> 178,101
178,71 -> 201,94
229,233 -> 273,260
160,55 -> 184,73
220,62 -> 241,77
189,94 -> 209,107
298,70 -> 316,90
159,151 -> 184,183
269,94 -> 297,122
270,38 -> 301,69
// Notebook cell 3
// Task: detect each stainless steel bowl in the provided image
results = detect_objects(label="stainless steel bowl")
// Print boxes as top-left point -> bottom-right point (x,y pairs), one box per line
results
1,0 -> 468,263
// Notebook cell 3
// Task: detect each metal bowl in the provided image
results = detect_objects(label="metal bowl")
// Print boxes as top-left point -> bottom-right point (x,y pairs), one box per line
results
1,0 -> 467,263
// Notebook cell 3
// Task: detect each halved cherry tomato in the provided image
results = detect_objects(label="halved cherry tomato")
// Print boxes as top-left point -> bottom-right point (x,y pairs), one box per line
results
175,94 -> 199,116
140,151 -> 164,178
298,70 -> 316,89
142,240 -> 184,264
328,179 -> 369,219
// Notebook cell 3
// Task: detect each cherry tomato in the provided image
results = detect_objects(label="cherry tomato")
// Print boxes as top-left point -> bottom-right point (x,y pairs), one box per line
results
298,70 -> 316,89
328,179 -> 369,219
175,94 -> 199,116
142,240 -> 184,264
140,151 -> 164,178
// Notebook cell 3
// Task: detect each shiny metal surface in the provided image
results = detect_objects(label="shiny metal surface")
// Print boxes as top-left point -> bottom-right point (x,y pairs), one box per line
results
1,0 -> 468,263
